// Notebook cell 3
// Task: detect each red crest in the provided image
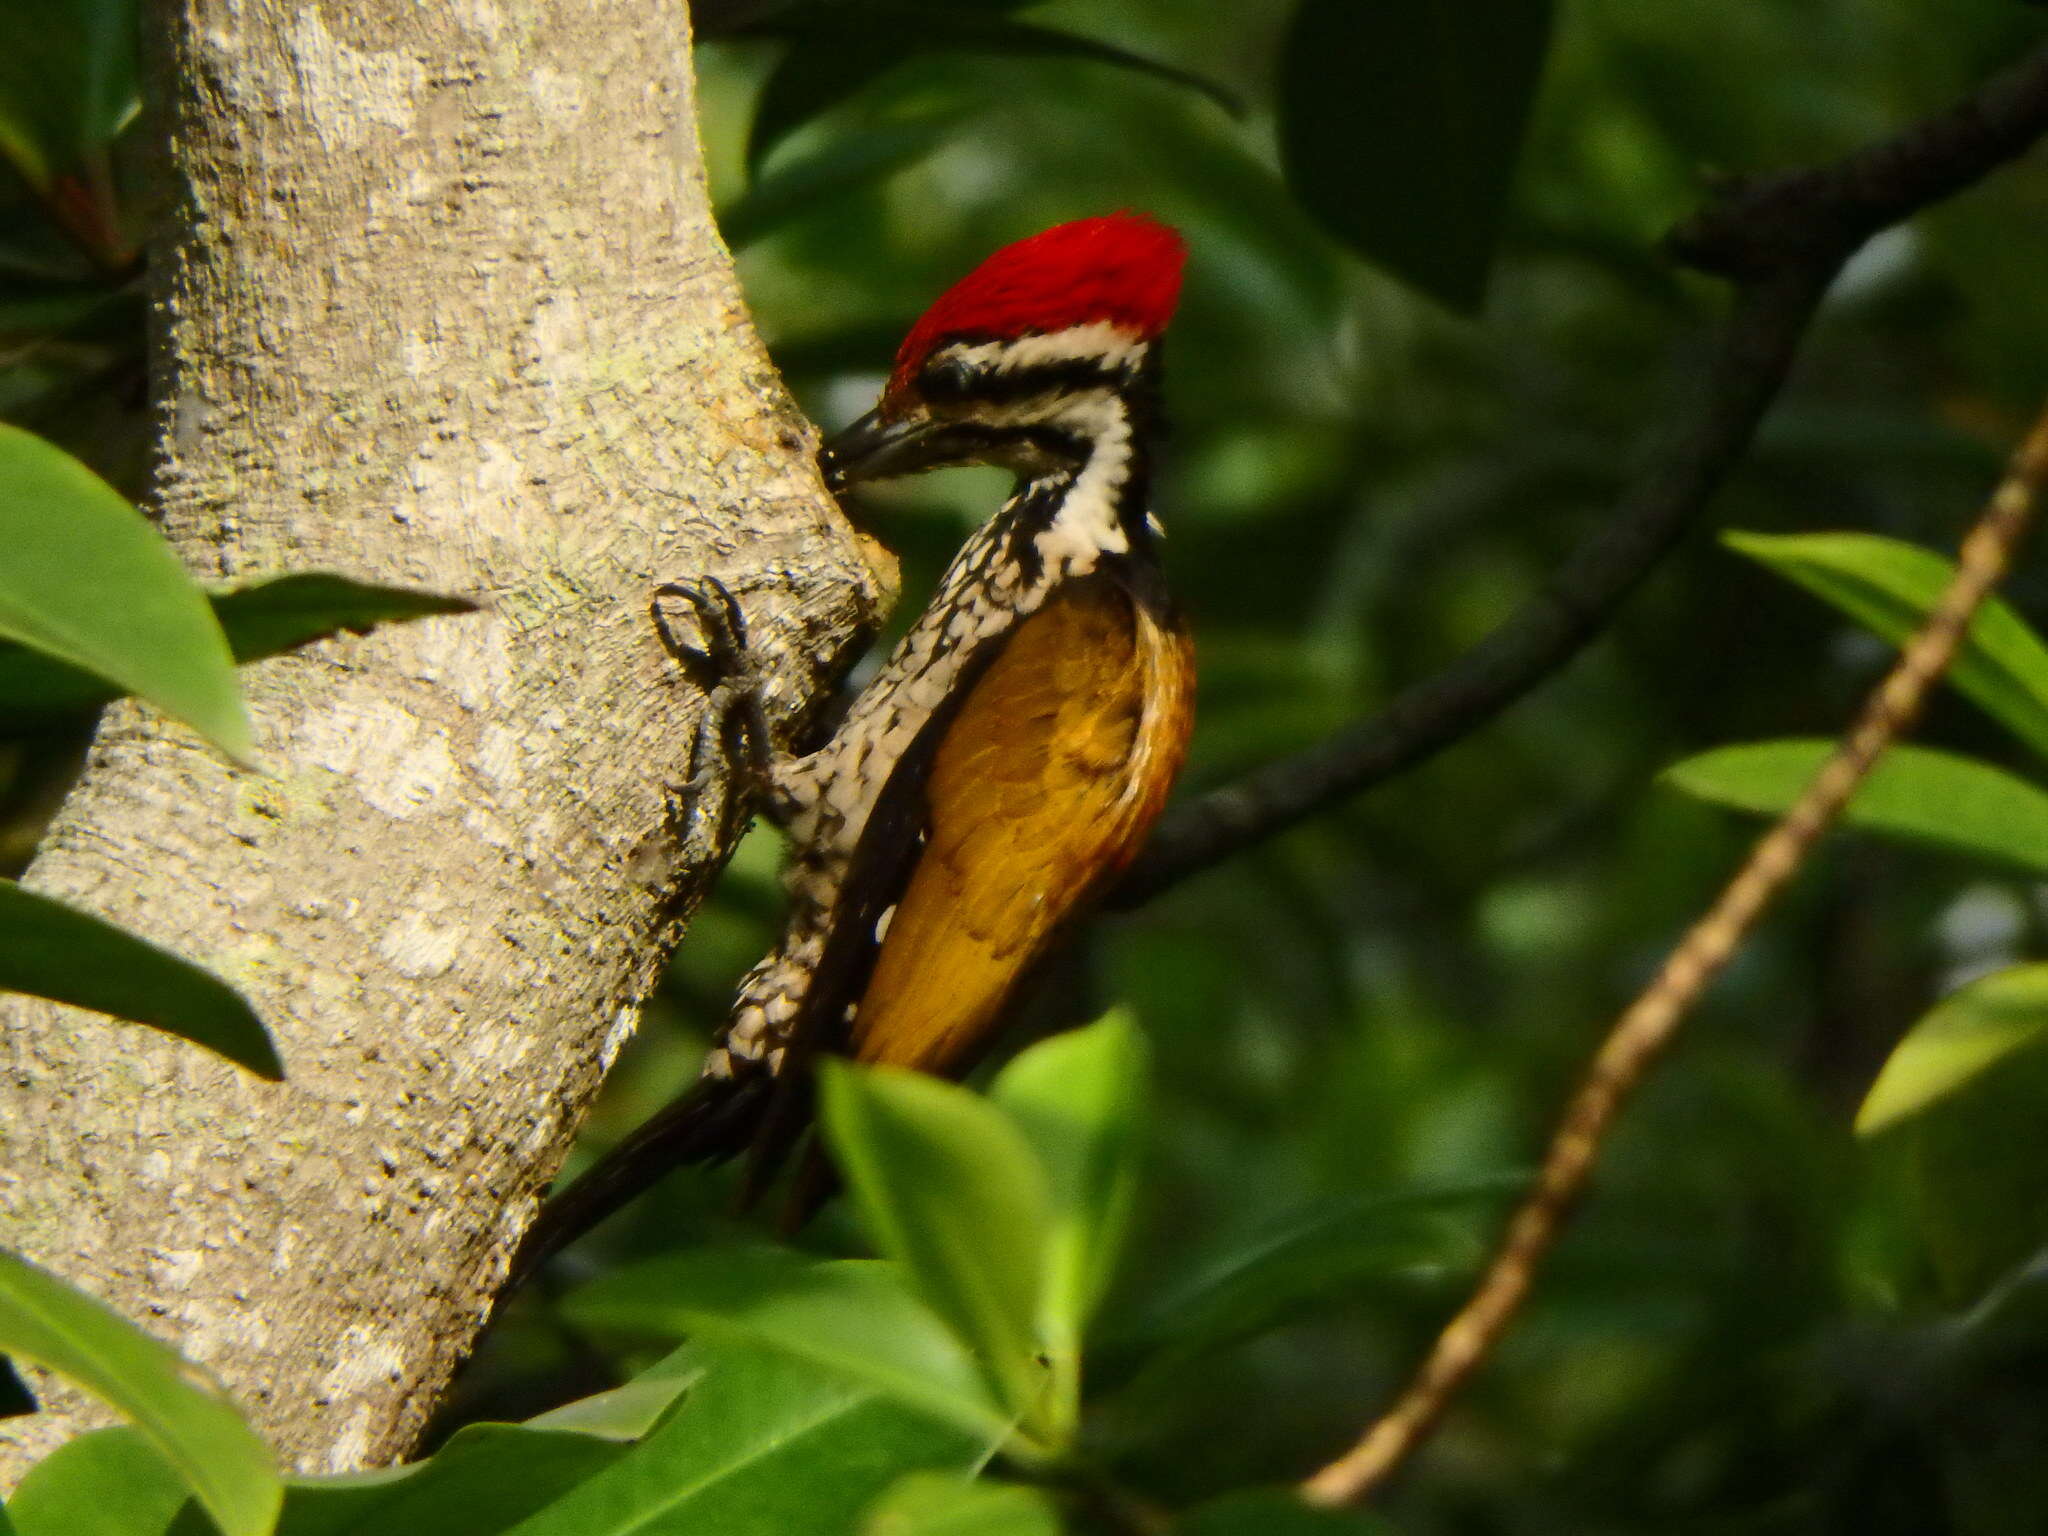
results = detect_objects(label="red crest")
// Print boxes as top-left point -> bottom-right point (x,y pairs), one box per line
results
889,213 -> 1186,395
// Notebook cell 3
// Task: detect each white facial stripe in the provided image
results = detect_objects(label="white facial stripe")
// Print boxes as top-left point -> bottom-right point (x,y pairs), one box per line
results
928,320 -> 1149,377
1035,392 -> 1132,568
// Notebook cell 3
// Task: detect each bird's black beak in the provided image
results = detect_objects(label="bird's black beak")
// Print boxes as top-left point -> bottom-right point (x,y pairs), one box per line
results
820,408 -> 974,491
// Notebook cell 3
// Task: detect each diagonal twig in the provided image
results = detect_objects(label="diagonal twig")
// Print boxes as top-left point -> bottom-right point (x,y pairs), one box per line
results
1300,400 -> 2048,1507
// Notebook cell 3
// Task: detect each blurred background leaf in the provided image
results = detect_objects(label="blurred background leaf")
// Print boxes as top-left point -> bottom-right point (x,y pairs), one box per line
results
0,0 -> 135,190
745,5 -> 1236,168
1278,0 -> 1556,311
1859,962 -> 2048,1135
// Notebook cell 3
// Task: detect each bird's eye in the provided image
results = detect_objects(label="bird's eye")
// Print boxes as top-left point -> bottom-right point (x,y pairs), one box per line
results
920,355 -> 977,401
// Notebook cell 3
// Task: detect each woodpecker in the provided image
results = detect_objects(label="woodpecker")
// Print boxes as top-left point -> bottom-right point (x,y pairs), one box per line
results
515,214 -> 1195,1279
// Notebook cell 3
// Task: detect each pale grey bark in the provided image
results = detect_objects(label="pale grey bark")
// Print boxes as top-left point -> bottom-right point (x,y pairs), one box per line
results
0,0 -> 890,1479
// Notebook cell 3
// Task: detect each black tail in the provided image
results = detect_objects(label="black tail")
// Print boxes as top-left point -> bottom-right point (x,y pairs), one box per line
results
505,1070 -> 773,1294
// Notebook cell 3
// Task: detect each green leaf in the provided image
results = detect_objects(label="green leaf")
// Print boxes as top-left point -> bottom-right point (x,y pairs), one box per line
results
0,0 -> 136,193
565,1248 -> 1010,1442
721,118 -> 961,251
1662,740 -> 2048,877
748,9 -> 1236,168
0,880 -> 280,1079
989,1014 -> 1148,1370
520,1346 -> 703,1442
0,1249 -> 280,1536
0,573 -> 476,721
1859,964 -> 2048,1136
1725,530 -> 2048,762
7,1427 -> 190,1536
818,1063 -> 1056,1438
259,1353 -> 701,1536
1098,1179 -> 1515,1384
748,34 -> 918,170
267,1425 -> 628,1536
860,1472 -> 1060,1536
501,1342 -> 979,1536
1278,0 -> 1555,312
0,424 -> 249,759
1904,1043 -> 2048,1304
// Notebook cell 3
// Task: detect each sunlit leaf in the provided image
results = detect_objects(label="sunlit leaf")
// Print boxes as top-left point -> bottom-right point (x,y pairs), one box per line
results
0,880 -> 279,1079
266,1425 -> 628,1536
0,572 -> 480,721
818,1063 -> 1055,1438
258,1353 -> 702,1536
7,1427 -> 188,1536
520,1346 -> 702,1443
989,1013 -> 1148,1363
0,1250 -> 280,1536
565,1248 -> 1010,1441
1859,963 -> 2048,1136
0,424 -> 248,759
1905,1044 -> 2048,1304
860,1472 -> 1060,1536
1278,0 -> 1555,312
501,1341 -> 978,1536
1726,530 -> 2048,762
1663,740 -> 2048,877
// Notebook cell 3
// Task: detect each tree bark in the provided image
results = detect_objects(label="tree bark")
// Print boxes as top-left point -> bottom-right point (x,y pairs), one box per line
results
0,0 -> 887,1480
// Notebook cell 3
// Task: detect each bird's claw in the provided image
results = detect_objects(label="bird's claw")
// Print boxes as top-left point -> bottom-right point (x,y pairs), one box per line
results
653,579 -> 782,811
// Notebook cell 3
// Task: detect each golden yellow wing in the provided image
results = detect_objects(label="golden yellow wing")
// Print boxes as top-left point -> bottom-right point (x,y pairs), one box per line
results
850,576 -> 1194,1075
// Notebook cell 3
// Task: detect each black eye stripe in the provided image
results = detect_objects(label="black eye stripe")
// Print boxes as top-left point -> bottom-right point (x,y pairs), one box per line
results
934,422 -> 1094,460
918,353 -> 1131,403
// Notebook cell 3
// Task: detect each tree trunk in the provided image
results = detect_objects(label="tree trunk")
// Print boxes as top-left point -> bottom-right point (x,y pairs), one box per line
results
0,0 -> 888,1480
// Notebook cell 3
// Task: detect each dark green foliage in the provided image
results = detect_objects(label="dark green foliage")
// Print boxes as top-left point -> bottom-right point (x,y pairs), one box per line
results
744,3 -> 1237,169
1279,0 -> 1555,311
10,0 -> 2048,1531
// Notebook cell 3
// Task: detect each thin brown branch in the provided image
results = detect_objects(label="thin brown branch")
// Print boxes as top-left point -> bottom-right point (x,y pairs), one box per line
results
1114,36 -> 2048,908
1300,400 -> 2048,1508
